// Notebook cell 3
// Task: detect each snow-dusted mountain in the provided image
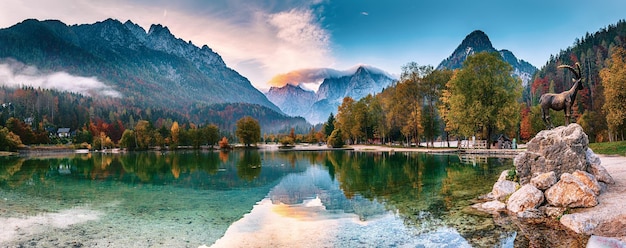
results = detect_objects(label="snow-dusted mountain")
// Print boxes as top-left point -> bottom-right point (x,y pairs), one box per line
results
266,66 -> 395,124
437,30 -> 537,86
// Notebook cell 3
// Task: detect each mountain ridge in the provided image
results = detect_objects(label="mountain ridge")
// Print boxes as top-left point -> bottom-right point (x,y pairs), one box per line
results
0,18 -> 282,113
266,65 -> 395,124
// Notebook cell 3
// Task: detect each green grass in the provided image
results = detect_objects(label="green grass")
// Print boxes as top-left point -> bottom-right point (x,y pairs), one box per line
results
589,141 -> 626,156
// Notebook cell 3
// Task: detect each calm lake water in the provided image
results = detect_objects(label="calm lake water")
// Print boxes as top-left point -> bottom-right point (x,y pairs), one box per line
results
0,150 -> 519,247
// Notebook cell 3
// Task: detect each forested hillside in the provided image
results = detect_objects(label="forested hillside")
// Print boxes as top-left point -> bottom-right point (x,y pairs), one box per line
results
0,86 -> 308,149
524,20 -> 626,142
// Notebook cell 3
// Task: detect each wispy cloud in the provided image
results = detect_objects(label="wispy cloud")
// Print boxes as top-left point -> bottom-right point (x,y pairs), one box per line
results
361,12 -> 369,16
0,59 -> 121,97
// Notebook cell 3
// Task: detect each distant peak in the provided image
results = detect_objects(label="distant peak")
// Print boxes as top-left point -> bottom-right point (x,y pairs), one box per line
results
148,24 -> 172,36
460,30 -> 493,48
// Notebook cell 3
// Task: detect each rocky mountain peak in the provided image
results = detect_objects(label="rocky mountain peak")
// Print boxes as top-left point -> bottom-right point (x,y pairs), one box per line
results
438,30 -> 537,86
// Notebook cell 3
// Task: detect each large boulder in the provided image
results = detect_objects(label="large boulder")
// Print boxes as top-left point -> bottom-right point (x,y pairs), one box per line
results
515,124 -> 589,184
545,173 -> 598,208
507,184 -> 544,213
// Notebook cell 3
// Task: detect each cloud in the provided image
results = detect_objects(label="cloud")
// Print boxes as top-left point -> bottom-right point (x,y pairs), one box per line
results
0,59 -> 121,98
268,64 -> 394,92
361,12 -> 369,16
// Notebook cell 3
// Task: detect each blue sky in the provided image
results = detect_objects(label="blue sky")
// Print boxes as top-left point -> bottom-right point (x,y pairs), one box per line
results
1,0 -> 625,91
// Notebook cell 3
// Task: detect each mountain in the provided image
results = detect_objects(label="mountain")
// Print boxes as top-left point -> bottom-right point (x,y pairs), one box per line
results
437,30 -> 537,86
0,18 -> 282,113
266,66 -> 395,124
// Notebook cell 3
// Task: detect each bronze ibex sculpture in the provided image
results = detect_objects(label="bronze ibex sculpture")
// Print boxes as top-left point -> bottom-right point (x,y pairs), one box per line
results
539,63 -> 583,129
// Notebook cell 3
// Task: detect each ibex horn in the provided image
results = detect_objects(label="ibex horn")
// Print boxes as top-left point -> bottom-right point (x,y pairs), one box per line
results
557,63 -> 582,80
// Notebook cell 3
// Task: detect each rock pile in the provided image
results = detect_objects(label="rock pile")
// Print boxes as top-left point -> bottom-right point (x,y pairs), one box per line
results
473,124 -> 615,218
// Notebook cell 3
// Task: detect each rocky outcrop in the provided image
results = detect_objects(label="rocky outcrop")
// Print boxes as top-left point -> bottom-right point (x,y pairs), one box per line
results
473,123 -> 620,245
515,124 -> 589,185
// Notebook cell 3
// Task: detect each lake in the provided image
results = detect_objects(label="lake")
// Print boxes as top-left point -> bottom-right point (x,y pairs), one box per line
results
0,150 -> 519,247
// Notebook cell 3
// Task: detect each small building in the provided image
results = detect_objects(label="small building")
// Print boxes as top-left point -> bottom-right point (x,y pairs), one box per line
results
493,134 -> 512,149
57,128 -> 71,138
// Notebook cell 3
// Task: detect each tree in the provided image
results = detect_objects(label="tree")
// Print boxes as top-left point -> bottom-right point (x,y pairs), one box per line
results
323,113 -> 336,137
204,124 -> 220,148
600,47 -> 626,141
336,97 -> 356,143
134,120 -> 154,150
422,69 -> 453,146
119,129 -> 137,150
236,116 -> 261,147
327,129 -> 345,148
170,121 -> 180,149
443,52 -> 522,148
0,127 -> 22,151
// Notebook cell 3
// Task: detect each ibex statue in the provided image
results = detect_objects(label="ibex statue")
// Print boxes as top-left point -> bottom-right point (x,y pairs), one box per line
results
539,63 -> 583,129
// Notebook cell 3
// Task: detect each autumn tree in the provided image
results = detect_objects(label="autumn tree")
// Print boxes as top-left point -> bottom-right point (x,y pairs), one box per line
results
119,129 -> 137,150
443,52 -> 522,148
600,47 -> 626,141
170,121 -> 180,149
0,127 -> 23,151
236,116 -> 261,147
336,97 -> 356,143
134,120 -> 155,150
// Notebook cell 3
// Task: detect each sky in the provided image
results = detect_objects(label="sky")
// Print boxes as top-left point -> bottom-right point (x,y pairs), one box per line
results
1,0 -> 625,92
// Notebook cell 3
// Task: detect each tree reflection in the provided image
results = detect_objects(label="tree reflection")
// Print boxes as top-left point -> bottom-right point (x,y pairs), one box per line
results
236,150 -> 262,181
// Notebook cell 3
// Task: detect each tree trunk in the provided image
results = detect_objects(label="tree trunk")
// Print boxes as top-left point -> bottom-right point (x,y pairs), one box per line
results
486,126 -> 493,149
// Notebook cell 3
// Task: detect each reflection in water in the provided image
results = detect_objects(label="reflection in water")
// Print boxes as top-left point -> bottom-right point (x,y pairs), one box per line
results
0,151 -> 517,247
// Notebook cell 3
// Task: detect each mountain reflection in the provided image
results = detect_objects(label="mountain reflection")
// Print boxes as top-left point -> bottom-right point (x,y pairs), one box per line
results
0,150 -> 515,247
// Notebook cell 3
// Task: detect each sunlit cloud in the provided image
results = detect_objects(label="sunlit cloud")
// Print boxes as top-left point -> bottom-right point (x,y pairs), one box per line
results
361,12 -> 369,16
0,59 -> 121,98
268,64 -> 394,91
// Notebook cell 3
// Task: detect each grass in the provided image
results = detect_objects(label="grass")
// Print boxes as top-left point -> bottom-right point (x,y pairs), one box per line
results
589,140 -> 626,156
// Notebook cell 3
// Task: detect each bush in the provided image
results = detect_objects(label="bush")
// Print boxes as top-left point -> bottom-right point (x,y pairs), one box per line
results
327,129 -> 344,148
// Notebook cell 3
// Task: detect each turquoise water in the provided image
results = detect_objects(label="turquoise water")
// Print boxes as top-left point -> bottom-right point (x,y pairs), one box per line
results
0,150 -> 517,247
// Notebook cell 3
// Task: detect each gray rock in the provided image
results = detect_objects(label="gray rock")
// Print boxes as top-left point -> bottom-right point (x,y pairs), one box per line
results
472,200 -> 506,214
559,213 -> 599,235
492,180 -> 518,201
539,206 -> 567,218
497,170 -> 510,182
572,170 -> 601,196
516,124 -> 589,185
516,208 -> 544,218
545,173 -> 598,208
507,184 -> 544,213
530,171 -> 557,190
586,148 -> 615,184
